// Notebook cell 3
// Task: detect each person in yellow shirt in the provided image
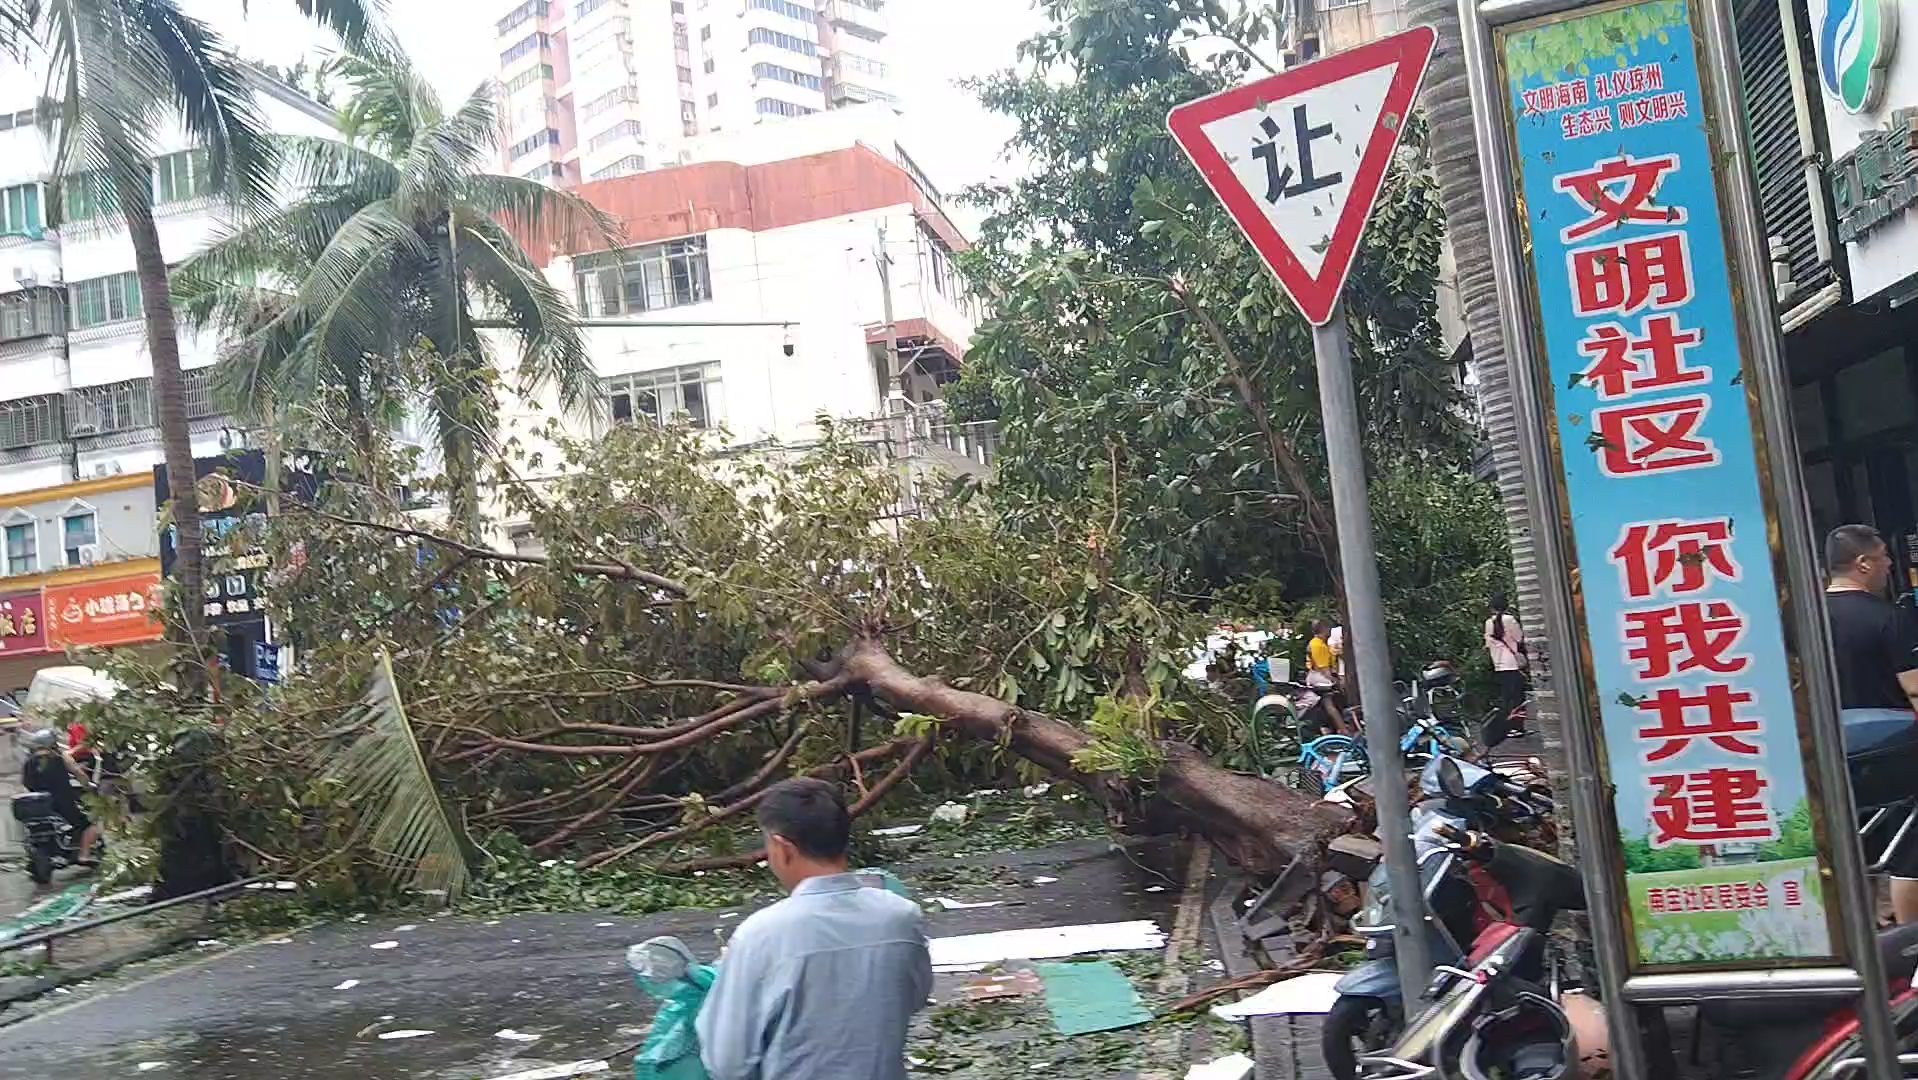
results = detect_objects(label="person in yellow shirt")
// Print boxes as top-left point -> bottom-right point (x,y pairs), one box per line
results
1307,621 -> 1336,683
1302,620 -> 1349,736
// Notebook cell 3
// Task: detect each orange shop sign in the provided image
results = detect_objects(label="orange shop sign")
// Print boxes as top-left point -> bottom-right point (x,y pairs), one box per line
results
45,573 -> 164,648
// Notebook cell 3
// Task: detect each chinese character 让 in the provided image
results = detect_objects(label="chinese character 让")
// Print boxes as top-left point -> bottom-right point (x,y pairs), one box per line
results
1251,105 -> 1342,204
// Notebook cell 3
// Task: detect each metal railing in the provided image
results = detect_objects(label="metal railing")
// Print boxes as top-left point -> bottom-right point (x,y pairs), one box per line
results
0,875 -> 268,964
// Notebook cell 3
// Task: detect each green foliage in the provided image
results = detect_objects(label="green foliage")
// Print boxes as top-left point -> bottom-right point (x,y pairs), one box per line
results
1070,695 -> 1171,780
1758,801 -> 1817,862
1622,832 -> 1702,873
1502,0 -> 1688,86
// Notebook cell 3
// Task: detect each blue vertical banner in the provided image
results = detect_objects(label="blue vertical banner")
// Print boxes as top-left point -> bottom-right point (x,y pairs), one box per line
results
1501,0 -> 1839,967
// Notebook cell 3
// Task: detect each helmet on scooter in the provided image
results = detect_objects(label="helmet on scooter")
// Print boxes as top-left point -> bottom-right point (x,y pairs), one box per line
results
1460,990 -> 1577,1080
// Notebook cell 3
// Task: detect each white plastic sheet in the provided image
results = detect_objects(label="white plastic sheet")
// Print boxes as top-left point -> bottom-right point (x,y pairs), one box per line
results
928,920 -> 1164,970
1184,1052 -> 1255,1080
1208,971 -> 1345,1020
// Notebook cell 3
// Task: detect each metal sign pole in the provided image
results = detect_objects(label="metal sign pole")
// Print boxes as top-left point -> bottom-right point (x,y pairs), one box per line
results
1314,299 -> 1434,1000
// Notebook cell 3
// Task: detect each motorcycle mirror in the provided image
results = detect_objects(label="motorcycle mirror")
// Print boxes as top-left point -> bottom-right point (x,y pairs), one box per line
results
1437,756 -> 1470,799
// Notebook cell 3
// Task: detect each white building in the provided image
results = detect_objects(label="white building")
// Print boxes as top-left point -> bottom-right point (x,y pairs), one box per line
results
0,73 -> 337,495
493,105 -> 984,546
494,0 -> 895,188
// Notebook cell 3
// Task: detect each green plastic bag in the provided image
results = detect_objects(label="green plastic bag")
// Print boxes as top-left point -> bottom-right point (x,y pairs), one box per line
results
628,938 -> 716,1080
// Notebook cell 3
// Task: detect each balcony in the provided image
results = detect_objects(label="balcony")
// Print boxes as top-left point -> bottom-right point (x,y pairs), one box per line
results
830,79 -> 895,107
823,0 -> 886,40
847,401 -> 997,481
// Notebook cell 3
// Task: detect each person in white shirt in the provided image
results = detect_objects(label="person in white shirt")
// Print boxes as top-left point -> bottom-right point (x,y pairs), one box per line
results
1483,591 -> 1528,747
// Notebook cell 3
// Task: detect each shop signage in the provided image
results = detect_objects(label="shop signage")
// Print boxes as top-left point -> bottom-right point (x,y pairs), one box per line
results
155,450 -> 319,626
1830,108 -> 1918,244
1815,0 -> 1900,115
1497,0 -> 1839,968
0,589 -> 46,657
44,572 -> 163,649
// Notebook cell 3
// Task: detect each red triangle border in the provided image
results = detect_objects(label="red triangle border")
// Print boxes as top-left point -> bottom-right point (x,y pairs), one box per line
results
1166,26 -> 1438,326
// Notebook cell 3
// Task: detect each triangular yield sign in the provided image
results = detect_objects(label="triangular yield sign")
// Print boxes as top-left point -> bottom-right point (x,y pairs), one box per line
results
1166,26 -> 1437,326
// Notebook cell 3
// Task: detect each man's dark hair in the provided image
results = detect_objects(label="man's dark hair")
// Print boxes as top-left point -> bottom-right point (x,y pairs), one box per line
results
1826,524 -> 1886,576
756,777 -> 851,860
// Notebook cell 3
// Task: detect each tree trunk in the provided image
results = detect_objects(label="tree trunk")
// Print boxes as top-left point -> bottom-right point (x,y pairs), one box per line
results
1404,0 -> 1568,800
126,197 -> 209,668
844,639 -> 1355,876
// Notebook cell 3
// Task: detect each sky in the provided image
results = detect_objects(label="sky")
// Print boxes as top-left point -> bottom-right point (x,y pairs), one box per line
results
183,0 -> 1047,216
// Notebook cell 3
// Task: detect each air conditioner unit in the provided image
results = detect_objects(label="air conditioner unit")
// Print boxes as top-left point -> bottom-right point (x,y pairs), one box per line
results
10,268 -> 36,287
77,544 -> 99,566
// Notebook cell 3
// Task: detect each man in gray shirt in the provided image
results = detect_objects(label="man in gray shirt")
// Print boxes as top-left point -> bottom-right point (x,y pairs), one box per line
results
697,777 -> 933,1080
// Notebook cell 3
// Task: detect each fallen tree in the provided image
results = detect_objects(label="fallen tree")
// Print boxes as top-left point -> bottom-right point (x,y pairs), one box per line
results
82,421 -> 1352,903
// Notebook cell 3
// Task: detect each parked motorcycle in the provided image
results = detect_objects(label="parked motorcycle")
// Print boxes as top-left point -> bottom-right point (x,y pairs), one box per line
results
1324,755 -> 1557,1079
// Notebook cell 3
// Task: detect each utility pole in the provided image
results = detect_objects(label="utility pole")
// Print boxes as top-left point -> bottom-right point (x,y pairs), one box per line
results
875,221 -> 904,408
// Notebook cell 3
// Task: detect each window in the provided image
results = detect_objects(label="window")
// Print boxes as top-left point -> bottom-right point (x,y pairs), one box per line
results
606,364 -> 722,428
707,92 -> 719,107
574,236 -> 712,315
66,378 -> 153,435
153,149 -> 212,205
502,64 -> 555,93
920,223 -> 963,302
181,366 -> 220,419
699,24 -> 710,39
523,162 -> 561,182
590,155 -> 646,180
0,183 -> 39,237
751,63 -> 821,90
586,120 -> 643,152
574,0 -> 620,16
0,396 -> 61,449
0,288 -> 63,342
62,170 -> 114,224
748,0 -> 814,18
508,128 -> 561,160
839,52 -> 887,79
703,58 -> 715,73
755,98 -> 817,118
496,0 -> 547,35
62,512 -> 95,566
580,85 -> 638,122
746,28 -> 815,55
5,523 -> 34,575
500,31 -> 550,66
68,272 -> 142,329
677,65 -> 694,85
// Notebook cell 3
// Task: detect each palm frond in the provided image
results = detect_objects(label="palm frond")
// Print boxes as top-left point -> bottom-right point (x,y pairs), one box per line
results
460,172 -> 621,254
321,649 -> 473,901
455,208 -> 601,420
131,0 -> 277,217
287,0 -> 387,50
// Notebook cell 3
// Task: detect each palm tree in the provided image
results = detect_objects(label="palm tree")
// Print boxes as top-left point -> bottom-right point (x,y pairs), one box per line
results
34,0 -> 381,657
1402,0 -> 1566,782
173,51 -> 617,534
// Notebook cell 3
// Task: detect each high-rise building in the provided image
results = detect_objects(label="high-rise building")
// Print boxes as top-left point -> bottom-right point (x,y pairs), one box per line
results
494,0 -> 894,187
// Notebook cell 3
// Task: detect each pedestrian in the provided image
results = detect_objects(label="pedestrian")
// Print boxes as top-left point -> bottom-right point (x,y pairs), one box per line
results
1483,591 -> 1529,747
697,777 -> 932,1080
1824,524 -> 1918,923
1301,619 -> 1348,736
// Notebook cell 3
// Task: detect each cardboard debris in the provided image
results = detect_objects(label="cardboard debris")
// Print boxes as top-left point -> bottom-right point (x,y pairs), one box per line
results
958,968 -> 1045,1002
1208,972 -> 1344,1020
1184,1052 -> 1255,1080
929,920 -> 1165,970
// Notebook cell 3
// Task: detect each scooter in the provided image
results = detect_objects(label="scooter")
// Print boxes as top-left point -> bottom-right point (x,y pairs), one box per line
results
1324,755 -> 1552,1079
10,790 -> 95,885
1357,828 -> 1596,1080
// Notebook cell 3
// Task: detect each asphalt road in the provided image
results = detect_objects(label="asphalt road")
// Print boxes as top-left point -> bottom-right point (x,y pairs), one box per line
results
0,838 -> 1185,1080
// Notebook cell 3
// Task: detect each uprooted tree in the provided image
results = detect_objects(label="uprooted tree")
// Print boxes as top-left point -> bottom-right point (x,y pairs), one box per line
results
83,422 -> 1371,903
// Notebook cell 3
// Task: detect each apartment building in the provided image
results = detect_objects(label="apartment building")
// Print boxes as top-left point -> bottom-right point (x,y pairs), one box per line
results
0,71 -> 334,685
494,0 -> 895,187
493,105 -> 986,547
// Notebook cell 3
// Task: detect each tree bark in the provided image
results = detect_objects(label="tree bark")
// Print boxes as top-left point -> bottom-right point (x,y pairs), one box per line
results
1403,0 -> 1569,803
843,639 -> 1354,876
126,196 -> 209,670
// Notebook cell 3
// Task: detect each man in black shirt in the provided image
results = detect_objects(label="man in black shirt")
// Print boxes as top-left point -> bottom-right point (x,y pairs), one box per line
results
20,729 -> 99,869
1825,524 -> 1918,921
